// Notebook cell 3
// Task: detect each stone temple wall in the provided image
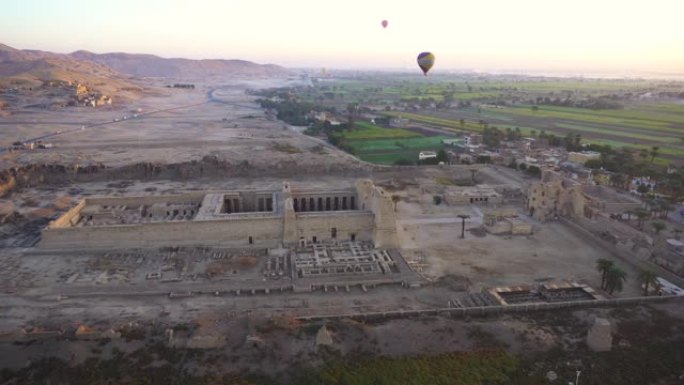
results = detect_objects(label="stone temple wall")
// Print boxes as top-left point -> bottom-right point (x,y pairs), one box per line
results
40,216 -> 284,249
294,212 -> 375,245
528,170 -> 584,222
49,199 -> 87,228
40,180 -> 397,250
356,179 -> 399,248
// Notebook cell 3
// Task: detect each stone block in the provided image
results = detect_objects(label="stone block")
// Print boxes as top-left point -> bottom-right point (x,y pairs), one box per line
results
586,317 -> 612,352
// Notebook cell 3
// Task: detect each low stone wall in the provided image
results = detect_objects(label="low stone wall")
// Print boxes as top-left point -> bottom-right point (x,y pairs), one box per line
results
296,294 -> 683,321
41,208 -> 377,250
486,222 -> 511,235
41,216 -> 283,249
485,207 -> 518,218
510,220 -> 533,235
49,199 -> 87,228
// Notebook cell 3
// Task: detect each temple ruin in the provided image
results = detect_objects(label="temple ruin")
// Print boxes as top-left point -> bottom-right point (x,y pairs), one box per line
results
40,179 -> 399,250
527,170 -> 585,221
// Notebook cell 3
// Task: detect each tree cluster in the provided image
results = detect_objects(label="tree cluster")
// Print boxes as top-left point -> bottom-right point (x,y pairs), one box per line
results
596,259 -> 627,295
257,98 -> 316,126
480,125 -> 525,148
534,130 -> 582,151
583,145 -> 684,203
533,96 -> 623,109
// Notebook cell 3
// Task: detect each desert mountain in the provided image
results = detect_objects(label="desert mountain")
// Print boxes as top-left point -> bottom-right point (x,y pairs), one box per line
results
0,43 -> 136,92
0,43 -> 59,62
70,50 -> 288,78
0,43 -> 289,88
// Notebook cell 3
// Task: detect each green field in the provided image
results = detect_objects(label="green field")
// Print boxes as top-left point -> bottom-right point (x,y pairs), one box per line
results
349,135 -> 451,165
454,91 -> 501,100
382,105 -> 684,163
584,138 -> 684,156
338,121 -> 420,140
473,79 -> 654,92
346,135 -> 451,153
333,120 -> 453,164
302,75 -> 684,164
358,152 -> 422,164
383,111 -> 484,132
553,123 -> 682,144
491,105 -> 684,134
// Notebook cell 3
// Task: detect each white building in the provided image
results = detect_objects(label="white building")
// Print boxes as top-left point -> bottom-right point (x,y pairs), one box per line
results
418,151 -> 437,160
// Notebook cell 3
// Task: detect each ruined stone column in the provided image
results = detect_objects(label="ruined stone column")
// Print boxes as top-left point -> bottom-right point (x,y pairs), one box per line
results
282,181 -> 297,244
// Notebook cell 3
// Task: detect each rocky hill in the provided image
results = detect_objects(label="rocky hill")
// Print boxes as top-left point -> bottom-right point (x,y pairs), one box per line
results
0,43 -> 288,110
0,43 -> 137,90
70,50 -> 289,78
1,43 -> 289,87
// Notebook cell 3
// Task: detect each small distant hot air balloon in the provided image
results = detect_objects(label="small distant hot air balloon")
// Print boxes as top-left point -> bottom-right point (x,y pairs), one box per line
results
416,52 -> 435,76
381,20 -> 388,28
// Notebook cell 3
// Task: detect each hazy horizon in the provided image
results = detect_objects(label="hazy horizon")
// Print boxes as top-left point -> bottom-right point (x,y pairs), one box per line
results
3,0 -> 684,76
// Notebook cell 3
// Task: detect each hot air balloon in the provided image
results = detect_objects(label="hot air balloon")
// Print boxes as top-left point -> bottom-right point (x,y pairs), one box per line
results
416,52 -> 435,76
381,20 -> 388,28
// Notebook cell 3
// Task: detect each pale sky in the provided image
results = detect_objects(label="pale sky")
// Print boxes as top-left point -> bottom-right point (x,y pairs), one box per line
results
2,0 -> 683,74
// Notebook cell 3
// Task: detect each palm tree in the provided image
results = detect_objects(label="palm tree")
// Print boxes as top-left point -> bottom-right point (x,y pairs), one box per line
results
639,270 -> 659,296
346,103 -> 358,129
596,259 -> 614,290
644,196 -> 658,217
457,214 -> 470,239
666,178 -> 684,204
605,266 -> 627,295
659,201 -> 674,219
650,146 -> 660,163
610,173 -> 626,190
635,208 -> 649,229
652,221 -> 666,235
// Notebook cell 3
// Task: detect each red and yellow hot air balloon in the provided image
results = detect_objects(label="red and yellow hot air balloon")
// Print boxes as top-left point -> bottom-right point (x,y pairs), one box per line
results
416,52 -> 435,76
381,20 -> 388,28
